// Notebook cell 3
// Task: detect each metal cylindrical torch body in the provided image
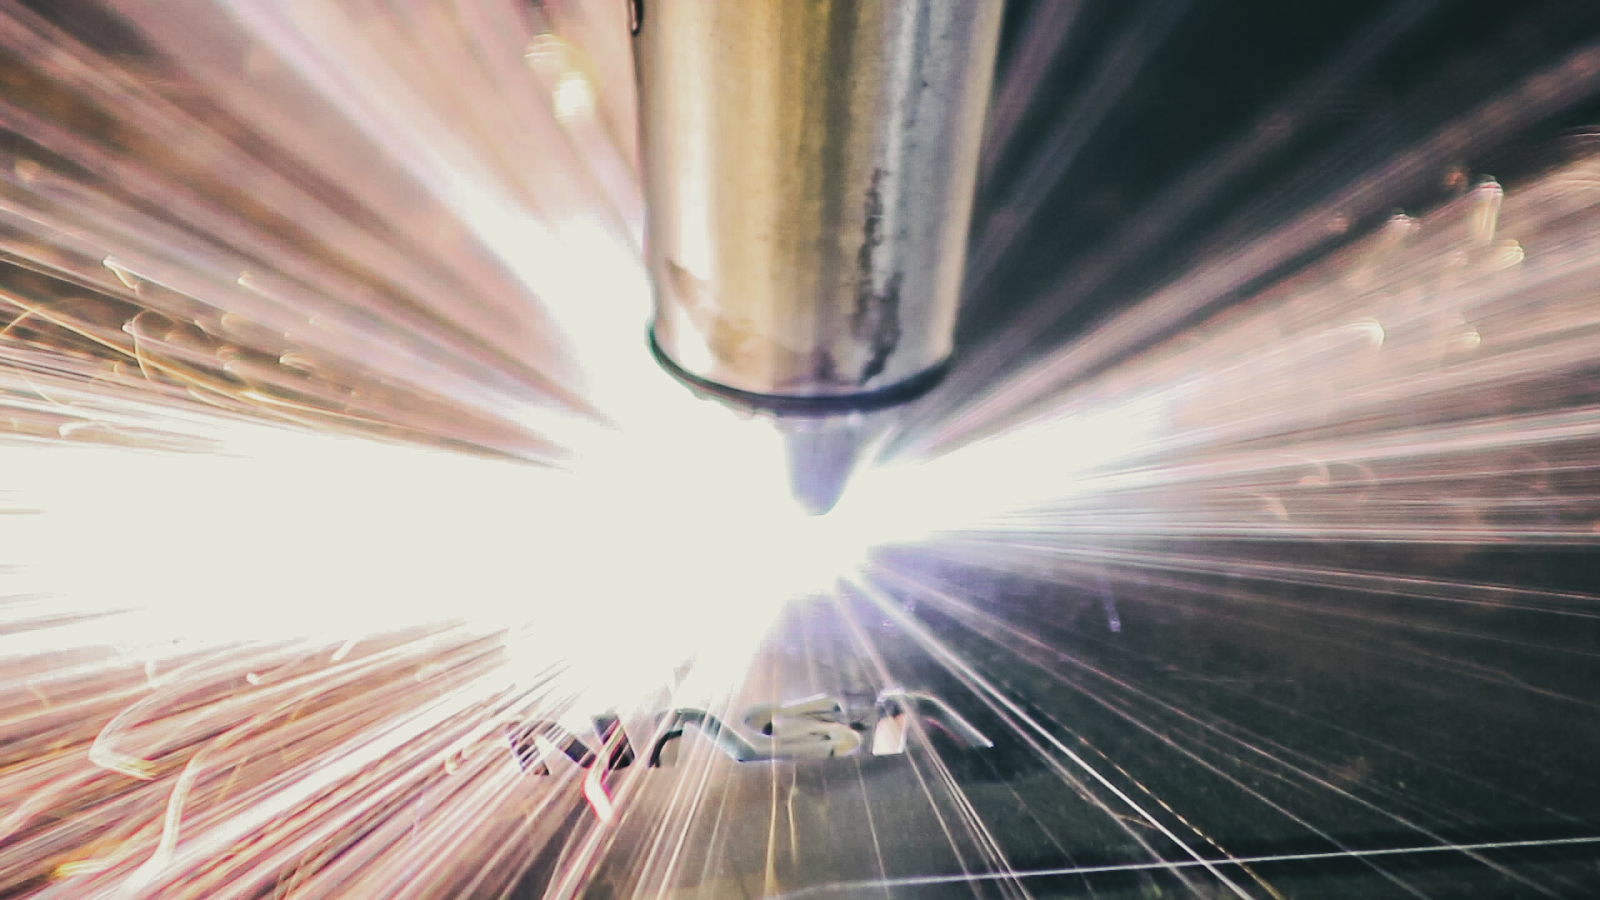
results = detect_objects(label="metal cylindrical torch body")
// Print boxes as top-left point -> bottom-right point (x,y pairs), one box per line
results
635,0 -> 1003,407
633,1 -> 1003,513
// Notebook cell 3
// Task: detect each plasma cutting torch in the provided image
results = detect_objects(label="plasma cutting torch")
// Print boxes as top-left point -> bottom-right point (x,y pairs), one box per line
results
632,1 -> 1004,514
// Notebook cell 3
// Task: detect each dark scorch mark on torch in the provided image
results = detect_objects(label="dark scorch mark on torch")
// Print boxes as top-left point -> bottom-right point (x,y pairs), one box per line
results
851,168 -> 902,385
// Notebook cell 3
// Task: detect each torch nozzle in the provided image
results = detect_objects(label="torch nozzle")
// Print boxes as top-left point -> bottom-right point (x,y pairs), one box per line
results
778,416 -> 878,517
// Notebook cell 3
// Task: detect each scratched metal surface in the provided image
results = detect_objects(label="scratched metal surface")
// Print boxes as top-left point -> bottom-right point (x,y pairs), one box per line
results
544,542 -> 1599,899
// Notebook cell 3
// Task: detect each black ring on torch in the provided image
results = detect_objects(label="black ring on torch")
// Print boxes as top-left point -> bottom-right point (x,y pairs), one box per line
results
648,329 -> 948,417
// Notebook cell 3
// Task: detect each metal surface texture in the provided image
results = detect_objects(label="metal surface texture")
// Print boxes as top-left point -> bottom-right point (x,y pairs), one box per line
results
634,0 -> 1003,403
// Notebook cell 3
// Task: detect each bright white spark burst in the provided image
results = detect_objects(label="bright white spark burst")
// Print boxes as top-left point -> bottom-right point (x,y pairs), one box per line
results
0,2 -> 880,896
3,2 -> 1600,899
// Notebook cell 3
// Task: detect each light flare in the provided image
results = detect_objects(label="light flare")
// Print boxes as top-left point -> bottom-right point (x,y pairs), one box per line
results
2,1 -> 1599,899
